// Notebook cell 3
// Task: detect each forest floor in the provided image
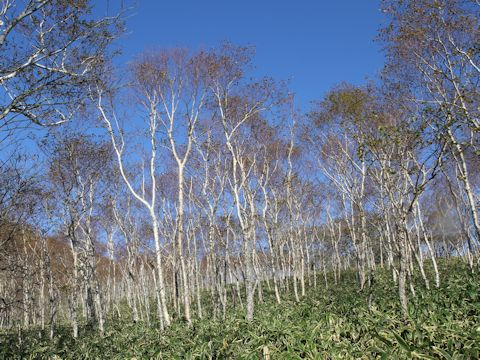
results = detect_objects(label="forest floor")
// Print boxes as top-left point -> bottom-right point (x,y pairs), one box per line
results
2,259 -> 479,359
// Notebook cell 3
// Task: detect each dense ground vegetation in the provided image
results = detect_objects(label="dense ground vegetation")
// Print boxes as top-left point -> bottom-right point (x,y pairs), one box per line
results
2,260 -> 479,359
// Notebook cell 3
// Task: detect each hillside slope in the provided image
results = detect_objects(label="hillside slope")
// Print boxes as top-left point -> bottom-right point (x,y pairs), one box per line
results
2,260 -> 479,359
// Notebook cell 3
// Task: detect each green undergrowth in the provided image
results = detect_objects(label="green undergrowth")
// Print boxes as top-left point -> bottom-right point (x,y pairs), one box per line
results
1,260 -> 479,359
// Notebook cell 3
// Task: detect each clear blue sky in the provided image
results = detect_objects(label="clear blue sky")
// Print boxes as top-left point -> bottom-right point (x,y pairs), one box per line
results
110,0 -> 385,109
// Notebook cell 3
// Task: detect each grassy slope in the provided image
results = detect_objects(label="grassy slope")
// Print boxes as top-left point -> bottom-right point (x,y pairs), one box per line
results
2,260 -> 479,359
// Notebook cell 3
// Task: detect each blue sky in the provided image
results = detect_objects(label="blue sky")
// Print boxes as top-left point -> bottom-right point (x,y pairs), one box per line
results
1,1 -> 386,161
111,0 -> 385,109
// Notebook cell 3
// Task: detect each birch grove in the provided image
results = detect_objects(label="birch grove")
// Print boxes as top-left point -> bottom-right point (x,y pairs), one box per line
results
0,0 -> 479,341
